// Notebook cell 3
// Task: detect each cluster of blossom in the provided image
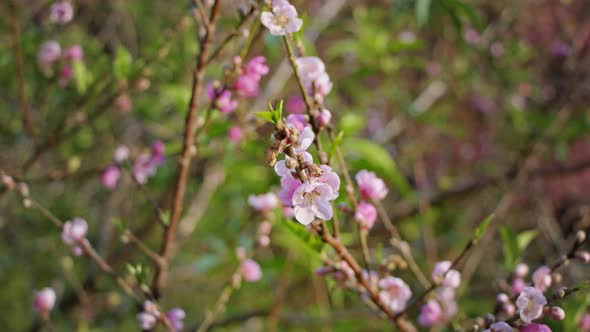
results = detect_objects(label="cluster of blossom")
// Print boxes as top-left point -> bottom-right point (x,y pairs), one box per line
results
271,117 -> 340,225
418,261 -> 461,326
136,301 -> 185,332
61,217 -> 88,256
38,2 -> 83,86
260,0 -> 303,36
354,170 -> 388,231
101,141 -> 165,189
248,192 -> 278,247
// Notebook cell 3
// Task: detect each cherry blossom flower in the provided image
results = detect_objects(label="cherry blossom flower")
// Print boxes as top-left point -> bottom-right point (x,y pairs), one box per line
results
512,277 -> 526,295
137,312 -> 157,330
514,263 -> 529,278
286,114 -> 309,132
113,145 -> 130,163
520,323 -> 552,332
62,217 -> 88,256
378,277 -> 412,313
295,57 -> 333,100
260,0 -> 302,36
227,126 -> 244,143
483,321 -> 512,332
244,56 -> 269,79
532,266 -> 552,292
208,83 -> 238,113
101,165 -> 121,190
166,308 -> 186,332
38,41 -> 61,66
287,96 -> 306,114
432,261 -> 461,288
277,175 -> 302,206
248,193 -> 279,212
355,201 -> 377,230
355,170 -> 388,201
579,313 -> 590,331
546,306 -> 565,320
63,45 -> 83,61
33,288 -> 56,313
292,181 -> 334,224
240,259 -> 262,282
516,287 -> 547,323
49,1 -> 73,24
418,300 -> 443,326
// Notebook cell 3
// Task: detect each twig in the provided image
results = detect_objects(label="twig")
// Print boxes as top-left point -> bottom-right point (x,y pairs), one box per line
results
152,0 -> 223,298
196,270 -> 240,332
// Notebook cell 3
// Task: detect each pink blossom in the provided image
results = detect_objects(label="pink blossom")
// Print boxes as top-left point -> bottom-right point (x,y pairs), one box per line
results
63,45 -> 83,61
33,288 -> 56,313
113,145 -> 130,163
286,114 -> 309,132
227,126 -> 244,143
258,235 -> 271,247
292,181 -> 334,224
240,259 -> 262,282
166,308 -> 185,332
137,312 -> 157,330
483,321 -> 512,332
208,83 -> 238,113
316,109 -> 332,127
244,56 -> 269,80
355,201 -> 377,230
546,306 -> 565,320
437,287 -> 458,318
277,175 -> 302,206
532,266 -> 552,292
579,313 -> 590,331
295,126 -> 315,153
49,1 -> 73,24
576,250 -> 590,263
490,42 -> 505,57
516,287 -> 547,323
318,165 -> 340,196
287,96 -> 306,114
515,263 -> 529,278
248,193 -> 279,212
101,165 -> 121,190
133,154 -> 156,184
355,170 -> 388,201
282,206 -> 294,218
115,94 -> 133,113
418,300 -> 443,327
234,74 -> 260,98
295,57 -> 333,99
260,0 -> 302,36
39,41 -> 61,66
512,277 -> 526,295
59,64 -> 73,87
151,140 -> 165,163
378,277 -> 412,313
520,324 -> 552,332
62,218 -> 88,256
432,261 -> 461,288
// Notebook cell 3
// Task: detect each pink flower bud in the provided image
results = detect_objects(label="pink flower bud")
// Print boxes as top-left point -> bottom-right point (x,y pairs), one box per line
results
532,266 -> 552,292
136,312 -> 157,330
1,174 -> 15,190
512,277 -> 526,295
61,218 -> 88,256
113,146 -> 130,163
63,45 -> 83,61
258,235 -> 270,247
18,182 -> 30,196
59,64 -> 73,87
432,261 -> 461,288
316,109 -> 332,127
546,306 -> 565,321
101,165 -> 121,190
166,308 -> 185,332
38,41 -> 61,66
49,1 -> 73,24
227,126 -> 244,143
287,96 -> 305,114
579,313 -> 590,331
248,193 -> 279,212
418,300 -> 443,327
576,251 -> 590,263
496,293 -> 509,304
33,288 -> 56,313
240,259 -> 262,282
259,221 -> 272,235
514,263 -> 529,278
235,247 -> 246,260
355,201 -> 377,230
504,303 -> 516,316
115,94 -> 133,113
356,170 -> 388,201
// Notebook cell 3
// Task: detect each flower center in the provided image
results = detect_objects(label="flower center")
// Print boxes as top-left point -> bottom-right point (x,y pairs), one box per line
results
274,14 -> 289,27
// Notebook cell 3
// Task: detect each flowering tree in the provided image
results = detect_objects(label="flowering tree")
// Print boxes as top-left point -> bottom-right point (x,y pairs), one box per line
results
2,0 -> 590,331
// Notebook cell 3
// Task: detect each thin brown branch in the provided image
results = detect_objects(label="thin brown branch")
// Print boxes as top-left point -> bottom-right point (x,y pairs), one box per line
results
152,0 -> 223,299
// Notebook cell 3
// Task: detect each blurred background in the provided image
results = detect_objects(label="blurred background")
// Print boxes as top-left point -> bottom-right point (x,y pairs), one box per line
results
1,0 -> 590,331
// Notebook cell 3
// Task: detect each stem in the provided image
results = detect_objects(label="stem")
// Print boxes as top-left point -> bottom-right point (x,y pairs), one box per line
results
152,0 -> 223,298
124,230 -> 165,267
196,272 -> 240,332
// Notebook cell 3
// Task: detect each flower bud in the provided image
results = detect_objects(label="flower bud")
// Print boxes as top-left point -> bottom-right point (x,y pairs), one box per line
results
239,259 -> 262,282
33,288 -> 56,313
514,263 -> 529,278
576,251 -> 590,263
576,230 -> 586,244
496,293 -> 509,304
1,174 -> 15,190
285,157 -> 298,169
546,306 -> 566,320
316,109 -> 332,127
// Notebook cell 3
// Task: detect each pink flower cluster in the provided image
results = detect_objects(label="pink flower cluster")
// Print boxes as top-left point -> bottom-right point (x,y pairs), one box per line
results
295,57 -> 333,104
248,193 -> 279,213
353,170 -> 388,231
378,276 -> 412,313
137,301 -> 185,332
275,119 -> 340,225
239,259 -> 262,282
49,1 -> 73,24
261,0 -> 303,36
101,142 -> 165,189
418,261 -> 461,326
38,41 -> 84,87
61,217 -> 88,256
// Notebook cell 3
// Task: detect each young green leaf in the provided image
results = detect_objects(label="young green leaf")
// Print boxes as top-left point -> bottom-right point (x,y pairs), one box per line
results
256,111 -> 276,123
474,213 -> 494,241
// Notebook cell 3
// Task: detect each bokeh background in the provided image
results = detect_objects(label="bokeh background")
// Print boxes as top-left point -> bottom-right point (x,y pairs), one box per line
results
1,0 -> 590,331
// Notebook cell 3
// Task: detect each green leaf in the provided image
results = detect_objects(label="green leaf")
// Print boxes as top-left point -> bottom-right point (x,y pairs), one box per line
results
329,131 -> 344,159
72,61 -> 89,94
256,111 -> 275,123
516,230 -> 538,251
416,0 -> 432,26
274,99 -> 284,123
277,218 -> 324,253
474,213 -> 494,241
113,47 -> 133,80
342,138 -> 412,197
499,226 -> 519,270
160,210 -> 170,226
